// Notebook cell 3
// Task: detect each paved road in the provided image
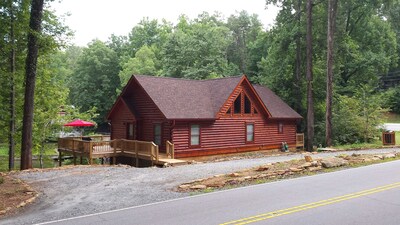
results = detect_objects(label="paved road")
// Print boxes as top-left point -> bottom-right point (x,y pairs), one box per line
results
37,160 -> 400,225
383,123 -> 400,131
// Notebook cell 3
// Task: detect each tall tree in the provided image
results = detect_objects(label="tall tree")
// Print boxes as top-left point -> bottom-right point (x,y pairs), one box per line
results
306,0 -> 314,151
325,0 -> 338,147
20,0 -> 44,170
7,0 -> 16,171
69,40 -> 120,127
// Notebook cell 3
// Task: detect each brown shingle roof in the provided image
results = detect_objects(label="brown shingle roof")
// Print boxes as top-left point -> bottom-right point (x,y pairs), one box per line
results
122,75 -> 301,120
133,75 -> 242,119
253,85 -> 302,119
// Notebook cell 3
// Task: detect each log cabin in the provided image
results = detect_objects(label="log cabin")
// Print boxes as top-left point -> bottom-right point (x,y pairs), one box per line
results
106,75 -> 302,158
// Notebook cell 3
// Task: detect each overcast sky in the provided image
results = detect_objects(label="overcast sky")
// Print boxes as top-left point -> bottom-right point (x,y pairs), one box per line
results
51,0 -> 279,46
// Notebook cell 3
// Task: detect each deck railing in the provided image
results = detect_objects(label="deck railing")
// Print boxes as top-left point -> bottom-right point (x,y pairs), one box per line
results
58,137 -> 175,166
166,140 -> 175,159
112,139 -> 159,162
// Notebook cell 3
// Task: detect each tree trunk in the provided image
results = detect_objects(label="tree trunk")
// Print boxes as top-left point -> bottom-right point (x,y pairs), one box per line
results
306,0 -> 314,152
325,0 -> 338,147
294,0 -> 302,116
20,0 -> 44,170
9,1 -> 16,171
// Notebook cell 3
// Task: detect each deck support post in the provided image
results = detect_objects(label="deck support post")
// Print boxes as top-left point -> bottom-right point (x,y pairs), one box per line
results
135,142 -> 139,167
58,150 -> 62,167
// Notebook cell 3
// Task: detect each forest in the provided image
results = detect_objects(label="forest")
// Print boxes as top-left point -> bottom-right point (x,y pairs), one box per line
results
1,0 -> 400,170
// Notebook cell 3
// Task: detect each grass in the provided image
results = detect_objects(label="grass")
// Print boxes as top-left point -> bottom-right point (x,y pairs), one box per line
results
332,131 -> 400,150
0,143 -> 59,172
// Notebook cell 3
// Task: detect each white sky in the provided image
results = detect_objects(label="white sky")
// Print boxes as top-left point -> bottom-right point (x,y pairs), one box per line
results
51,0 -> 279,46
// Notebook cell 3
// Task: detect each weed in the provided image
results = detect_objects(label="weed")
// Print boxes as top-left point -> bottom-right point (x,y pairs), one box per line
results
0,176 -> 3,184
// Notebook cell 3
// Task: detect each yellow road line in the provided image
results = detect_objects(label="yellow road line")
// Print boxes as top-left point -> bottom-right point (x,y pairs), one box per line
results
220,182 -> 400,225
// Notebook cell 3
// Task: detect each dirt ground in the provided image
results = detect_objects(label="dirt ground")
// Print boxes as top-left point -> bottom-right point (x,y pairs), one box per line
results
0,173 -> 37,218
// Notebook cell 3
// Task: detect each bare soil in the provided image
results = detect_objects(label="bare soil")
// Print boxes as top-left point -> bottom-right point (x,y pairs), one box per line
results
0,173 -> 37,218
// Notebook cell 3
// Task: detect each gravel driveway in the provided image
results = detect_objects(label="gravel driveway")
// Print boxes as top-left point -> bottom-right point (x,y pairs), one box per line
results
2,148 -> 400,225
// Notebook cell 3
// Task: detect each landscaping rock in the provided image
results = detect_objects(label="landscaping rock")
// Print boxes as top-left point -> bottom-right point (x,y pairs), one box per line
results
206,181 -> 226,188
229,173 -> 240,177
304,155 -> 313,162
300,162 -> 312,168
308,166 -> 322,172
289,167 -> 303,172
190,185 -> 207,190
276,170 -> 286,175
178,184 -> 191,190
383,153 -> 396,159
256,165 -> 270,171
321,158 -> 349,168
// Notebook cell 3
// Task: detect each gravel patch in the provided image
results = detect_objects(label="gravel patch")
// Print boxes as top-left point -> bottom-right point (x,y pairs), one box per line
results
2,148 -> 400,225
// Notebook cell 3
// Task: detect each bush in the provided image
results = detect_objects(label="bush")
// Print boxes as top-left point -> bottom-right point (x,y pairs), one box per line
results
332,91 -> 385,145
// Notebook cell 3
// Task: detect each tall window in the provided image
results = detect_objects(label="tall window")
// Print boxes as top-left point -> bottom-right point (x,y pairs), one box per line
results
190,124 -> 200,146
244,95 -> 251,114
127,123 -> 134,140
234,93 -> 242,114
246,123 -> 254,142
154,124 -> 161,146
278,122 -> 283,134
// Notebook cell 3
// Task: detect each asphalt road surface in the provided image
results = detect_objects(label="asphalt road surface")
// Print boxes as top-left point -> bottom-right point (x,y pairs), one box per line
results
383,123 -> 400,131
37,160 -> 400,225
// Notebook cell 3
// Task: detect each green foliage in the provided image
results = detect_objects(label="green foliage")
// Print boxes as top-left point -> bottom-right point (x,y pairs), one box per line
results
331,88 -> 386,145
119,45 -> 159,87
68,40 -> 120,126
161,14 -> 240,79
383,87 -> 400,113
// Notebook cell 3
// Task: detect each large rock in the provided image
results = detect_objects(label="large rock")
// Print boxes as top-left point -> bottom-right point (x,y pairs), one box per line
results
321,157 -> 349,168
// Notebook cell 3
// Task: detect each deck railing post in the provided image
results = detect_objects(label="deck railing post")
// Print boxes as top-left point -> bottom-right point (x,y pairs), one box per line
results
89,141 -> 93,165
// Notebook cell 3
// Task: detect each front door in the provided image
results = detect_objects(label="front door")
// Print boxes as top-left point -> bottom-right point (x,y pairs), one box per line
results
126,123 -> 135,140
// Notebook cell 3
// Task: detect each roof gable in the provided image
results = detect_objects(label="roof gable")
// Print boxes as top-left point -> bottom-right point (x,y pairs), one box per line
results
133,75 -> 242,119
106,97 -> 136,120
107,74 -> 301,120
216,75 -> 271,118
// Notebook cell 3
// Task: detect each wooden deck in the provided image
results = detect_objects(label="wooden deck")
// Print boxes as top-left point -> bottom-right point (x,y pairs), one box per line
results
57,136 -> 186,167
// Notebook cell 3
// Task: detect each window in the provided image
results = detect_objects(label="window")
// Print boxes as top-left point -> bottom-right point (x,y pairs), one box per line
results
127,123 -> 135,140
278,122 -> 283,134
234,93 -> 242,114
190,125 -> 200,146
246,123 -> 254,142
154,124 -> 162,146
226,107 -> 231,115
244,95 -> 251,114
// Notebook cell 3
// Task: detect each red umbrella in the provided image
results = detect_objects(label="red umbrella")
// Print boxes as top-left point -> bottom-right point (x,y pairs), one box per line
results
63,119 -> 95,127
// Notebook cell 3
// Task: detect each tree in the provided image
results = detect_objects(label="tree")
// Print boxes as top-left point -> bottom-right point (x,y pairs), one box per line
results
21,0 -> 45,170
226,11 -> 263,77
161,14 -> 239,79
325,0 -> 338,147
69,40 -> 120,127
306,0 -> 314,151
119,45 -> 159,87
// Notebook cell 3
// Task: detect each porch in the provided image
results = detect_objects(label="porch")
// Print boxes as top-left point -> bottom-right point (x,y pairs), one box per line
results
57,136 -> 185,167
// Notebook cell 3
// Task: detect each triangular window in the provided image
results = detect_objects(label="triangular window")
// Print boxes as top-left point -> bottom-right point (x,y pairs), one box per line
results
254,108 -> 258,114
244,94 -> 251,114
226,107 -> 231,115
234,93 -> 242,114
